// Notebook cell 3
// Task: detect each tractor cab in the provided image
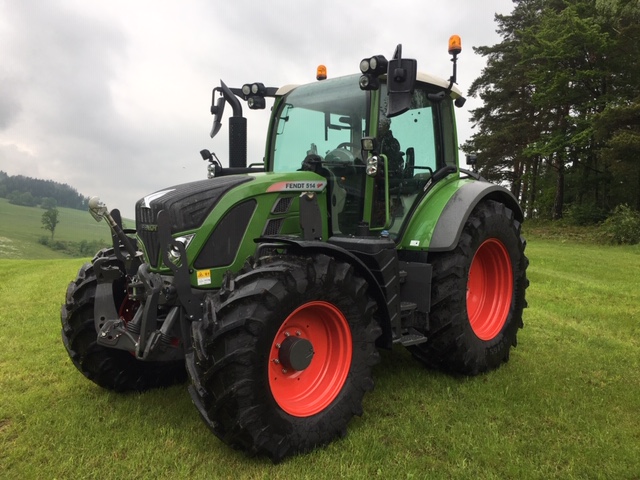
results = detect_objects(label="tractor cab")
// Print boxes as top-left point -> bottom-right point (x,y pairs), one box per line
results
206,38 -> 466,241
266,71 -> 464,239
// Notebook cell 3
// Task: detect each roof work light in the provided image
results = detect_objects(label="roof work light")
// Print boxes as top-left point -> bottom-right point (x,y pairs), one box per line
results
241,83 -> 267,109
359,54 -> 388,91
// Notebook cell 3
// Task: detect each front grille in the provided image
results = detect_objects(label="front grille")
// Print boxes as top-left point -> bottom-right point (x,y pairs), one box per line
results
272,196 -> 293,214
263,218 -> 284,236
136,206 -> 160,267
193,200 -> 256,269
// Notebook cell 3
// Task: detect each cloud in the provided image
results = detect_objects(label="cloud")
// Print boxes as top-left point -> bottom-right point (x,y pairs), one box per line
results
0,89 -> 21,131
0,0 -> 515,219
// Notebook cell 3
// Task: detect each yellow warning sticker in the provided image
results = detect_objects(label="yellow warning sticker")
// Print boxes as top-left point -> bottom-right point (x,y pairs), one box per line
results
196,270 -> 211,286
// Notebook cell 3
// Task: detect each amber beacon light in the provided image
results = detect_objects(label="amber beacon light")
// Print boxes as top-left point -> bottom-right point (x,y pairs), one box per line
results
448,35 -> 462,55
316,65 -> 327,81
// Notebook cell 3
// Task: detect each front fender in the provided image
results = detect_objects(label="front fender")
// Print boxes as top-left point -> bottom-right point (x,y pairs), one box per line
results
254,235 -> 394,349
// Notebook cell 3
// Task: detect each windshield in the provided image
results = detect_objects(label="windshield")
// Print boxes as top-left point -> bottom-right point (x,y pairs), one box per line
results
269,75 -> 369,236
271,75 -> 368,172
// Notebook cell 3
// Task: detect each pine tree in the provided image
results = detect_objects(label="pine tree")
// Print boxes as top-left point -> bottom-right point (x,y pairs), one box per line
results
466,0 -> 640,220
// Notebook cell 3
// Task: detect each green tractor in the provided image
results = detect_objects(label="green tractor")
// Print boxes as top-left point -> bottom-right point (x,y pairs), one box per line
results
61,37 -> 528,462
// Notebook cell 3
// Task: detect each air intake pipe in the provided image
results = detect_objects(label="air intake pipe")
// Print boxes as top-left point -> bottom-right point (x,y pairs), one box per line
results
220,81 -> 247,169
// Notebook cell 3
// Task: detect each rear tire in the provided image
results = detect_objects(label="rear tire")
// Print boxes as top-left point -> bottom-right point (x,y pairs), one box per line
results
61,249 -> 186,391
188,254 -> 381,462
409,200 -> 528,375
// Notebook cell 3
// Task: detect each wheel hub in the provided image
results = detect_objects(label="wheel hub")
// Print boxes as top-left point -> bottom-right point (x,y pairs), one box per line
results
279,336 -> 314,371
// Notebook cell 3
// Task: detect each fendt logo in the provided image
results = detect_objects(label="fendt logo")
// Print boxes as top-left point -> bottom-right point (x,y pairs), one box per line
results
139,223 -> 158,232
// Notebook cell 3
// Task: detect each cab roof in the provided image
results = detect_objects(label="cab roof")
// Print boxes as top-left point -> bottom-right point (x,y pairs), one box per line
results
276,71 -> 464,99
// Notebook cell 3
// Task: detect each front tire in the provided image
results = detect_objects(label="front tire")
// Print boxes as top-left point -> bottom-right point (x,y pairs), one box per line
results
409,200 -> 528,375
61,249 -> 187,391
188,254 -> 381,462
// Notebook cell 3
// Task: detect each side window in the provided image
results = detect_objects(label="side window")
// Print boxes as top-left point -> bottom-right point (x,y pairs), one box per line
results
378,86 -> 441,236
379,88 -> 438,182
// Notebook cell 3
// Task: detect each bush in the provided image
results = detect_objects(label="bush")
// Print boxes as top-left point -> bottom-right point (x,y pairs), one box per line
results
599,204 -> 640,245
40,197 -> 58,209
8,190 -> 38,207
38,236 -> 108,257
564,203 -> 609,226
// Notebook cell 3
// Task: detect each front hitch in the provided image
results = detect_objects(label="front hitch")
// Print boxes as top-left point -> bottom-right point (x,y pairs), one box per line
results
95,262 -> 183,362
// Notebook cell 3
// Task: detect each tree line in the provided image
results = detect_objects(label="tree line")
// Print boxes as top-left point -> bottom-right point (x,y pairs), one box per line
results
0,171 -> 89,210
464,0 -> 640,223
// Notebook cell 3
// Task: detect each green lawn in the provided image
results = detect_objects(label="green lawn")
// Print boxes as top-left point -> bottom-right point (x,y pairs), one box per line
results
1,238 -> 639,479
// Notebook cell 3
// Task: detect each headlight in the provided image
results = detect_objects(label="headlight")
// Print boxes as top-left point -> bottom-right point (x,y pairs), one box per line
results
167,234 -> 195,263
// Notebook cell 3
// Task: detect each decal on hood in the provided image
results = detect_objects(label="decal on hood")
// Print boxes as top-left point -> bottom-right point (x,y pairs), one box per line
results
266,181 -> 327,193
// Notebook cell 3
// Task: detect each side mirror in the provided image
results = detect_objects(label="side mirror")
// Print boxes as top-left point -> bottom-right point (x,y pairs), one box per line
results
386,45 -> 417,117
210,90 -> 225,138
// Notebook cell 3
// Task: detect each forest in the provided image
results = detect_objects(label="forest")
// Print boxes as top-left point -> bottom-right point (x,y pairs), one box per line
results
0,170 -> 88,210
464,0 -> 640,224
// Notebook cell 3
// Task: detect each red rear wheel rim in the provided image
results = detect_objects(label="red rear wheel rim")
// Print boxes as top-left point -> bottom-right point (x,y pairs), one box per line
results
269,301 -> 352,417
467,238 -> 513,340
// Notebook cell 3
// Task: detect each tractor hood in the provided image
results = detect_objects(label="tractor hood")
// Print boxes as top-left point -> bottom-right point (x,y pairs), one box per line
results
135,176 -> 253,267
136,176 -> 253,233
135,172 -> 329,271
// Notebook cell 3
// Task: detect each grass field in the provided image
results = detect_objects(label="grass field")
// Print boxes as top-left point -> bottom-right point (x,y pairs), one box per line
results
0,198 -> 131,259
1,238 -> 639,479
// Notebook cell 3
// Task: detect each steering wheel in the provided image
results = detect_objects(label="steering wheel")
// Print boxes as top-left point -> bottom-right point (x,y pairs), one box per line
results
326,148 -> 356,164
336,142 -> 359,151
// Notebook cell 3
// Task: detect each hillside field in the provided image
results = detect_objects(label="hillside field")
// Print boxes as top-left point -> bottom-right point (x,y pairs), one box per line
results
0,198 -> 132,259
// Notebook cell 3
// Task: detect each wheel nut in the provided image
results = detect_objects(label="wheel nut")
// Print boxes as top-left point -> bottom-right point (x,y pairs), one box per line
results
284,331 -> 290,337
273,359 -> 280,364
282,368 -> 288,374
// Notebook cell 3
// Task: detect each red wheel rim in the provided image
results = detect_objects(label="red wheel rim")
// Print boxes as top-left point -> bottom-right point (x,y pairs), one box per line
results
269,301 -> 352,417
118,295 -> 139,323
467,238 -> 513,340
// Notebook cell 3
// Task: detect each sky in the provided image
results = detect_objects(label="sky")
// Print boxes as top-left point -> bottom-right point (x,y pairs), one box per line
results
0,0 -> 515,220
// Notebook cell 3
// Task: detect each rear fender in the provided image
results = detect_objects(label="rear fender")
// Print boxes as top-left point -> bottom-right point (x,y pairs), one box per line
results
429,181 -> 523,252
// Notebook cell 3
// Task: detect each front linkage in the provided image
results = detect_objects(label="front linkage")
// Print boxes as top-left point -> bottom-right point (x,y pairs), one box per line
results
61,198 -> 200,390
94,200 -> 207,363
